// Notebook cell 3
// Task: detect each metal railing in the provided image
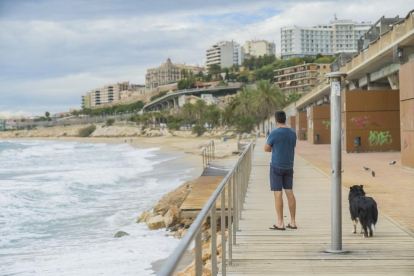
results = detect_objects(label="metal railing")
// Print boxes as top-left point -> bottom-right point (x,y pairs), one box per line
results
158,141 -> 254,276
201,140 -> 215,169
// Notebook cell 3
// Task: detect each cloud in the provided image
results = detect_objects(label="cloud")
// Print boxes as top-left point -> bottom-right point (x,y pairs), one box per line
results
0,0 -> 411,116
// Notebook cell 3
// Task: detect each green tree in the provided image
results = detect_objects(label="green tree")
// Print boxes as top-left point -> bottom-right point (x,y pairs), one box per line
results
193,99 -> 206,123
208,64 -> 221,79
315,56 -> 334,64
252,80 -> 284,133
235,116 -> 256,134
285,92 -> 302,105
234,87 -> 254,116
316,53 -> 323,59
182,103 -> 195,123
203,104 -> 221,126
192,125 -> 206,137
45,111 -> 51,121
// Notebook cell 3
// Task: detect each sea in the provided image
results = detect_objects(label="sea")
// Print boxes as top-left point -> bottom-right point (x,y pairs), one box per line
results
0,140 -> 199,276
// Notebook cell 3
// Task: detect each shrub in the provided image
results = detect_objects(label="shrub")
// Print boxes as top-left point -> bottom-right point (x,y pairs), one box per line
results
192,125 -> 207,137
168,122 -> 181,131
78,125 -> 96,137
235,116 -> 255,134
106,118 -> 115,127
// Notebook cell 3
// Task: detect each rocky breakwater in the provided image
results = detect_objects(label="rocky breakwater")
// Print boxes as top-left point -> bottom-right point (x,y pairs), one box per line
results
137,178 -> 228,276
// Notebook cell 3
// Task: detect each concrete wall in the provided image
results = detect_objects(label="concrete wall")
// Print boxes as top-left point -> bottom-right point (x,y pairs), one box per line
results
287,116 -> 296,132
295,112 -> 307,140
341,89 -> 400,152
307,105 -> 331,144
400,60 -> 414,168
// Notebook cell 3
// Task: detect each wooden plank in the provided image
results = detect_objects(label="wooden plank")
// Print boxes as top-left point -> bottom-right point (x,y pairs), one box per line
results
218,138 -> 414,276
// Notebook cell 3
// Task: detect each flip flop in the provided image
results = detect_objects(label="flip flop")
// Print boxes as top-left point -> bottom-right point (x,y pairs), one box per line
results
286,224 -> 297,229
269,224 -> 286,230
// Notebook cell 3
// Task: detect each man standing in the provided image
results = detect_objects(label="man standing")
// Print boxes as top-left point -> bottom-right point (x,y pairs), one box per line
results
264,111 -> 297,230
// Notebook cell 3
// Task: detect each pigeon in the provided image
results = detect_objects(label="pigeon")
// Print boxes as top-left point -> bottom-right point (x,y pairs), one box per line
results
364,167 -> 370,171
372,171 -> 375,177
389,161 -> 396,165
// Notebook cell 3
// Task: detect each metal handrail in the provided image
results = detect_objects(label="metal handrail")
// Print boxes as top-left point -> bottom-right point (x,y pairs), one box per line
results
201,140 -> 215,169
158,141 -> 254,276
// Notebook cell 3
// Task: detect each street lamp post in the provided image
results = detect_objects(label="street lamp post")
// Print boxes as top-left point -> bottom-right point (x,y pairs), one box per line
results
325,72 -> 348,254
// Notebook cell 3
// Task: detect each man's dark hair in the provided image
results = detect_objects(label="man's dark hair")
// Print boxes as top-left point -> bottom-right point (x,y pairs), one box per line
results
274,110 -> 286,124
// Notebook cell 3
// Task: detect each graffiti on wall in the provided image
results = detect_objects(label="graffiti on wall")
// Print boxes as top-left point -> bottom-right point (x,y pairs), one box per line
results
368,131 -> 393,146
350,115 -> 383,129
322,120 -> 330,129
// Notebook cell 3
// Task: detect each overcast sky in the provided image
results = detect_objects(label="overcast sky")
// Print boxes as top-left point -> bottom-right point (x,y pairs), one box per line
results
0,0 -> 411,117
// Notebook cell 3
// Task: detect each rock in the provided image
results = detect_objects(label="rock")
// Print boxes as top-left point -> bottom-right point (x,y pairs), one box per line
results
114,231 -> 129,238
217,234 -> 222,247
136,211 -> 150,223
181,229 -> 188,237
168,225 -> 180,232
163,205 -> 180,228
184,221 -> 192,229
204,260 -> 212,275
146,215 -> 165,230
145,212 -> 156,223
202,247 -> 212,262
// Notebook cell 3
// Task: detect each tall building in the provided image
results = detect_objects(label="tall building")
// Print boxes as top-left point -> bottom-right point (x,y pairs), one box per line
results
242,40 -> 276,58
82,92 -> 91,109
281,19 -> 371,60
145,58 -> 205,91
274,63 -> 330,94
206,40 -> 242,69
90,82 -> 130,107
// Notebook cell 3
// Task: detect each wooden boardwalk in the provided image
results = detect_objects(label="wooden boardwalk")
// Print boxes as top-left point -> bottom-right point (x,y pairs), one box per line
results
180,158 -> 236,217
222,138 -> 414,275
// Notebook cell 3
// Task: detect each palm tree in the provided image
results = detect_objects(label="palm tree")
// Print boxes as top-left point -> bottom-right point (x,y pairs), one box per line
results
182,103 -> 195,123
252,80 -> 285,133
234,87 -> 254,116
194,99 -> 206,124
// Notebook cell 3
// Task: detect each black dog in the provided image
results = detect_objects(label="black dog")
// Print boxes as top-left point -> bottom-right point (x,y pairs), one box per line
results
349,185 -> 378,237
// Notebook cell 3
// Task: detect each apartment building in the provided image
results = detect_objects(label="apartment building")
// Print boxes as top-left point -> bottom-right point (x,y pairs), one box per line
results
82,92 -> 91,109
274,63 -> 330,94
281,19 -> 371,59
206,40 -> 242,69
242,40 -> 276,58
90,82 -> 130,107
145,58 -> 205,91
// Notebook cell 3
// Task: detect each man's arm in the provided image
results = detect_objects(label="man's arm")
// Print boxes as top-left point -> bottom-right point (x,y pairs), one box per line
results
264,143 -> 273,152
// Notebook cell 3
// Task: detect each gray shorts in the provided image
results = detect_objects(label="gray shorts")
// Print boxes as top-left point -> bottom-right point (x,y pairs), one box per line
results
270,165 -> 294,191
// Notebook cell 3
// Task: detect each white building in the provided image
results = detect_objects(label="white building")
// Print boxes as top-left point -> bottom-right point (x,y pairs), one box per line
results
206,40 -> 242,69
281,19 -> 371,59
242,40 -> 276,58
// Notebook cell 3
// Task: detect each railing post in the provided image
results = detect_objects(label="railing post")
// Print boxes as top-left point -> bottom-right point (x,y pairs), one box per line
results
195,228 -> 202,275
228,177 -> 232,265
238,165 -> 242,222
211,203 -> 217,276
232,172 -> 237,246
221,189 -> 226,276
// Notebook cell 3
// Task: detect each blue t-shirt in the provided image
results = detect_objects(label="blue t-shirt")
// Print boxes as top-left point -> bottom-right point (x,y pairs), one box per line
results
266,127 -> 297,169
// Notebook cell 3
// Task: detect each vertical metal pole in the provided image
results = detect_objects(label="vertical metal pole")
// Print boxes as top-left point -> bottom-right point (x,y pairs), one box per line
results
238,165 -> 242,222
232,172 -> 237,245
211,203 -> 217,275
221,189 -> 226,276
195,228 -> 202,275
228,178 -> 232,265
325,72 -> 348,254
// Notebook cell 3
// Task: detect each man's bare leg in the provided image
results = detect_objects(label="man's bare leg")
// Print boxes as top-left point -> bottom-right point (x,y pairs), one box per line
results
285,189 -> 296,227
273,191 -> 285,228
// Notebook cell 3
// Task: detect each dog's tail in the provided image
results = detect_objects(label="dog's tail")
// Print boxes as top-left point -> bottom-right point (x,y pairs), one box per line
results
370,223 -> 376,235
